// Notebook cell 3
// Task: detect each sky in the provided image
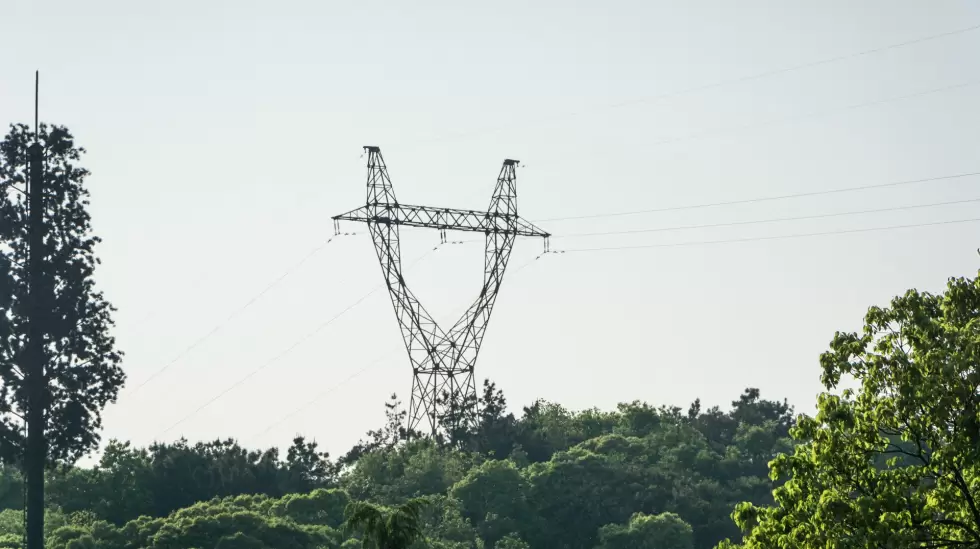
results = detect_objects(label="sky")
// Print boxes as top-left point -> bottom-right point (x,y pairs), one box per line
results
2,0 -> 980,462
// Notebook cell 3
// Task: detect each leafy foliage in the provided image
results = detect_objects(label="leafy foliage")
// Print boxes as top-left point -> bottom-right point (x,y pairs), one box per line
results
43,436 -> 338,524
725,271 -> 980,548
342,497 -> 428,549
339,385 -> 793,549
596,512 -> 694,549
0,384 -> 793,549
0,123 -> 125,465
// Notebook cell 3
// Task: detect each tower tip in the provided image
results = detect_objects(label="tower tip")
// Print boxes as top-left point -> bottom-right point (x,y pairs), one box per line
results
504,159 -> 519,166
34,71 -> 39,139
364,146 -> 381,153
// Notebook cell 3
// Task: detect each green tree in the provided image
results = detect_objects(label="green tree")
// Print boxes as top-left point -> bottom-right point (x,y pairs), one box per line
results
515,400 -> 600,463
341,439 -> 474,506
415,496 -> 481,549
46,440 -> 153,524
283,436 -> 340,492
44,497 -> 340,549
525,443 -> 665,549
0,123 -> 125,464
451,460 -> 530,546
473,380 -> 520,459
267,488 -> 350,528
0,507 -> 73,549
596,512 -> 694,549
342,497 -> 428,549
0,467 -> 22,510
725,271 -> 980,548
46,437 -> 339,525
435,379 -> 523,458
435,388 -> 478,451
142,438 -> 282,516
341,395 -> 417,468
493,534 -> 529,549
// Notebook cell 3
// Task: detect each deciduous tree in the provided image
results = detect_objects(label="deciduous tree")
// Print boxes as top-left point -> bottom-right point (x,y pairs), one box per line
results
724,271 -> 980,548
597,512 -> 694,549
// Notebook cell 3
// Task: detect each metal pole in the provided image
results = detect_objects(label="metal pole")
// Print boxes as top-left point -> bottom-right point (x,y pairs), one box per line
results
25,140 -> 45,549
24,70 -> 46,549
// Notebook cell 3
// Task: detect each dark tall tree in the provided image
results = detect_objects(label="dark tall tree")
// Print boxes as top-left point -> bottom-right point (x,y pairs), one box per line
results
284,436 -> 340,492
340,395 -> 419,468
0,123 -> 125,461
473,380 -> 520,457
435,387 -> 478,450
0,124 -> 125,546
433,379 -> 522,457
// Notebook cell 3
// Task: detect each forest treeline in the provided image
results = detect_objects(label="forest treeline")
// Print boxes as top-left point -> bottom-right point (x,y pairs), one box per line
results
0,384 -> 794,549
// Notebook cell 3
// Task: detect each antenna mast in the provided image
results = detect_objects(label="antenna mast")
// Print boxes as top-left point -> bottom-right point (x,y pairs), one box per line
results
24,69 -> 47,549
34,70 -> 39,139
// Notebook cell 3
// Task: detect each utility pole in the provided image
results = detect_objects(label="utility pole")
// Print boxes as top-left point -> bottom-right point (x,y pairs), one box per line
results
24,70 -> 46,549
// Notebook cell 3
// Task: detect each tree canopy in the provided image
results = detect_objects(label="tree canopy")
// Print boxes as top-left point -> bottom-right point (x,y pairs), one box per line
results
0,384 -> 793,549
343,498 -> 428,549
724,270 -> 980,549
0,123 -> 125,466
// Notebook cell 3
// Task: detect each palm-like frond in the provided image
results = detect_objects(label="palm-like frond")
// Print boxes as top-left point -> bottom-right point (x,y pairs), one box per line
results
343,498 -> 429,549
386,497 -> 428,548
344,501 -> 386,548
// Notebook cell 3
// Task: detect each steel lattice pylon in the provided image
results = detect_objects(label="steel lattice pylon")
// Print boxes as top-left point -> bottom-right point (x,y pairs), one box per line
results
332,146 -> 550,435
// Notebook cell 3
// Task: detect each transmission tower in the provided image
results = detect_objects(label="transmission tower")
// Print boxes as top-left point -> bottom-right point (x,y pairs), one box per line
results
333,147 -> 550,435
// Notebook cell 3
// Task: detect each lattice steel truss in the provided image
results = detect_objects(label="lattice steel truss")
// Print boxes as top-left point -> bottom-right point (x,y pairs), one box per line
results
333,146 -> 550,435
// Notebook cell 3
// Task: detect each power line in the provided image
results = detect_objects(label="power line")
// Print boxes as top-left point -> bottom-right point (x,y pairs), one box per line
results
246,351 -> 400,442
126,272 -> 212,330
519,79 -> 980,226
203,215 -> 978,442
536,171 -> 980,223
641,78 -> 979,149
601,24 -> 980,112
246,249 -> 550,443
553,197 -> 980,239
530,79 -> 980,226
251,214 -> 979,439
156,284 -> 384,438
126,236 -> 343,396
153,242 -> 468,439
402,22 -> 980,146
559,217 -> 980,253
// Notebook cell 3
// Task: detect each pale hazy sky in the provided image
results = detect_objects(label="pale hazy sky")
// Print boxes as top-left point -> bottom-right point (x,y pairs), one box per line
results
2,1 -> 980,461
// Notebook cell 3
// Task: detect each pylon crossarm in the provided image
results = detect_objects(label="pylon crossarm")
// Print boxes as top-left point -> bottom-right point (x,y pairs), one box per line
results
333,204 -> 549,238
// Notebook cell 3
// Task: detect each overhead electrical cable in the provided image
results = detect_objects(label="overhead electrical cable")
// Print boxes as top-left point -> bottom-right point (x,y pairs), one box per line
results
553,197 -> 980,239
536,172 -> 980,223
153,242 -> 471,439
559,217 -> 980,253
245,350 -> 401,442
246,250 -> 552,442
402,22 -> 980,146
252,214 -> 977,441
127,236 -> 345,395
640,78 -> 980,149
